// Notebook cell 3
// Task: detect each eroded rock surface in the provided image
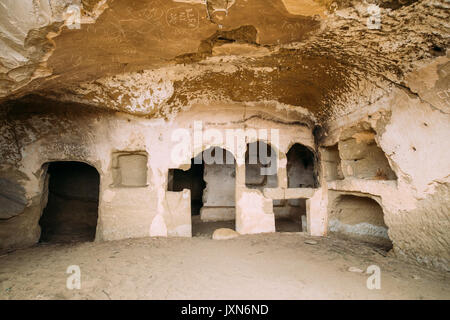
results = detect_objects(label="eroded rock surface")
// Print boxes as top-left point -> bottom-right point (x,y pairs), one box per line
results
0,0 -> 448,271
0,0 -> 447,121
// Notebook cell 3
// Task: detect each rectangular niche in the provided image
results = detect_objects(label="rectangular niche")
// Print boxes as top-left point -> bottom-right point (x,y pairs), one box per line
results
273,198 -> 307,232
321,144 -> 344,182
112,151 -> 148,187
338,132 -> 397,180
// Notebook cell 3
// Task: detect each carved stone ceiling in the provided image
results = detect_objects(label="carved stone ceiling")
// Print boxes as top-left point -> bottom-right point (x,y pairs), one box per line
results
0,0 -> 448,121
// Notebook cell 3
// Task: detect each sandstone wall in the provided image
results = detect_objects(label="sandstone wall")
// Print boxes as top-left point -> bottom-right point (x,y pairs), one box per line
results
0,100 -> 321,251
322,56 -> 450,270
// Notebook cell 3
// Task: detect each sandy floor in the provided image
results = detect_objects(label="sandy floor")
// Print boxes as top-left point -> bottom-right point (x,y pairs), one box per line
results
191,216 -> 302,236
192,216 -> 235,237
0,232 -> 449,300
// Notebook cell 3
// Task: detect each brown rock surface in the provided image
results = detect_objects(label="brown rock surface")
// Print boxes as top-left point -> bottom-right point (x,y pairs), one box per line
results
0,0 -> 447,121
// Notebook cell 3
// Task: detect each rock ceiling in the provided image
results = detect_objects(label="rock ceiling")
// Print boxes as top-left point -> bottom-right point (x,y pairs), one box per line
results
0,0 -> 448,121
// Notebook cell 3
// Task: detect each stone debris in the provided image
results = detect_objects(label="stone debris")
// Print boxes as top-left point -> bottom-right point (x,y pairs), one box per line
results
212,228 -> 240,240
348,267 -> 364,273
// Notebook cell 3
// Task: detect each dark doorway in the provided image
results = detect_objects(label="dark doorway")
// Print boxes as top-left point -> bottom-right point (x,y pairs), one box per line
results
168,147 -> 236,237
287,143 -> 316,188
168,159 -> 206,216
39,162 -> 99,243
273,199 -> 307,232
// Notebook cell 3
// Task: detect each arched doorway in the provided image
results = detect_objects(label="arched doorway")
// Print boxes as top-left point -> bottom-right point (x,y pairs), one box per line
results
245,141 -> 278,189
39,161 -> 100,243
273,143 -> 316,232
286,143 -> 316,188
168,147 -> 236,237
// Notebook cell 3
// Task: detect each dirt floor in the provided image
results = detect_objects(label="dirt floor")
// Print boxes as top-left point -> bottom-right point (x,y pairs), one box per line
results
192,216 -> 235,237
191,216 -> 302,236
0,230 -> 449,300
